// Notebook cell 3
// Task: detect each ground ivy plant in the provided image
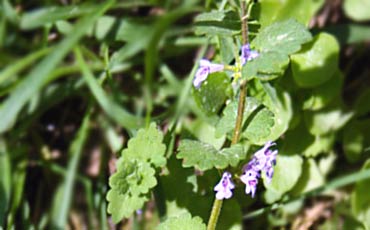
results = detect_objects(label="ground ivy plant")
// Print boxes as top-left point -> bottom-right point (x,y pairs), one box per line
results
106,0 -> 358,229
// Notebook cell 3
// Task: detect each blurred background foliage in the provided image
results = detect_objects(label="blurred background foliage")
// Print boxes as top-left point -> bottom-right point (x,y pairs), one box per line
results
0,0 -> 369,229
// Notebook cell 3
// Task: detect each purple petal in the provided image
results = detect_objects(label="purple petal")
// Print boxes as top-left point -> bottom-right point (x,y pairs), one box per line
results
193,59 -> 224,88
214,172 -> 234,200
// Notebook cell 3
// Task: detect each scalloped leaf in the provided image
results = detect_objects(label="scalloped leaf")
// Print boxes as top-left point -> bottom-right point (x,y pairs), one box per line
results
252,19 -> 312,55
107,160 -> 156,223
121,123 -> 166,168
242,107 -> 275,144
177,140 -> 245,171
157,212 -> 206,230
216,97 -> 260,138
107,189 -> 148,223
110,160 -> 157,196
216,96 -> 275,145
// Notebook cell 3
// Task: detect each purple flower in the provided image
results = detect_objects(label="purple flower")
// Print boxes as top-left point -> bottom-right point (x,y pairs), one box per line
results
193,59 -> 224,88
241,141 -> 278,197
214,171 -> 235,200
240,168 -> 259,198
240,44 -> 259,65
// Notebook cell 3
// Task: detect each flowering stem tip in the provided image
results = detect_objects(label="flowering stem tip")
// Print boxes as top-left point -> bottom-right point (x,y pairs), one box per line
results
241,141 -> 278,197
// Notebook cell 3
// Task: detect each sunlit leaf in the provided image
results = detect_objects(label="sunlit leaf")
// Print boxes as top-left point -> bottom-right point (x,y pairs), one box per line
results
291,33 -> 340,88
177,140 -> 245,171
157,212 -> 206,230
193,72 -> 232,115
252,19 -> 312,55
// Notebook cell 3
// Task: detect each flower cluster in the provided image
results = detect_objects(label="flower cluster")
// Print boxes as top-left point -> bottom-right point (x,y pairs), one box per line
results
240,141 -> 278,197
214,141 -> 277,200
193,44 -> 259,88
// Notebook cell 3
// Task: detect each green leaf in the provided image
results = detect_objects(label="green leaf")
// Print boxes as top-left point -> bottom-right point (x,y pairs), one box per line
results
192,72 -> 232,115
218,36 -> 235,64
242,107 -> 275,144
344,0 -> 370,21
216,97 -> 260,138
302,70 -> 344,111
95,16 -> 116,40
255,0 -> 325,28
177,140 -> 245,171
0,144 -> 11,226
303,133 -> 335,157
242,51 -> 289,81
194,10 -> 240,36
106,123 -> 166,223
121,123 -> 166,168
0,1 -> 115,134
110,160 -> 157,196
261,83 -> 293,142
157,212 -> 206,230
107,189 -> 148,223
216,94 -> 278,145
290,159 -> 325,196
252,19 -> 312,55
351,159 -> 370,229
186,119 -> 226,150
264,154 -> 303,203
20,4 -> 98,30
291,33 -> 340,88
343,123 -> 364,163
304,100 -> 353,135
281,121 -> 335,157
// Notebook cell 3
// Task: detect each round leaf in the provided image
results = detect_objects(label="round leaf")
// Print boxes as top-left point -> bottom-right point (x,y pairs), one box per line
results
344,0 -> 370,21
291,33 -> 339,88
264,154 -> 303,203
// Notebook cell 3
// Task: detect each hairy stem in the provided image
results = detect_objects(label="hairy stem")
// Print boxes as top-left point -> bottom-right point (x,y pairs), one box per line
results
241,0 -> 249,45
206,2 -> 249,229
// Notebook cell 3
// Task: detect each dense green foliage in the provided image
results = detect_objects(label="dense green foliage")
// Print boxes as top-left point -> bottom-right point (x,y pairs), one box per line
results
0,0 -> 370,229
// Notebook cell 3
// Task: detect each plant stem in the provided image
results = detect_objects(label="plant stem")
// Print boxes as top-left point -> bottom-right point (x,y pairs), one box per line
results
207,199 -> 223,230
206,2 -> 249,229
231,80 -> 247,145
241,0 -> 249,45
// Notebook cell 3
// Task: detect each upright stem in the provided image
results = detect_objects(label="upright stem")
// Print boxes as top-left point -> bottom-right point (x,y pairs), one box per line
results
231,80 -> 247,145
241,0 -> 249,45
206,2 -> 249,229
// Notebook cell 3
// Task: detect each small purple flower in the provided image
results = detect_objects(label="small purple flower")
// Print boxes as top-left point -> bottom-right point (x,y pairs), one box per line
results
240,44 -> 259,65
240,168 -> 259,198
241,141 -> 278,197
193,59 -> 224,88
214,171 -> 235,200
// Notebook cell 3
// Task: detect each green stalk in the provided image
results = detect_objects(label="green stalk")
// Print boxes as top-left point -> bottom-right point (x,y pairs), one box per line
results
206,1 -> 249,229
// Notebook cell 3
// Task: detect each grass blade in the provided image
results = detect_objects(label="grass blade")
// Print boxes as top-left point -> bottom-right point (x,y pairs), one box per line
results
74,47 -> 142,129
0,0 -> 115,134
50,109 -> 91,229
